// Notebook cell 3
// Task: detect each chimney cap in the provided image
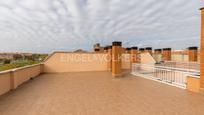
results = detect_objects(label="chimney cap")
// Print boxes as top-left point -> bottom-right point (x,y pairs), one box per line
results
145,47 -> 152,50
126,47 -> 131,50
188,46 -> 198,50
139,48 -> 145,51
200,7 -> 204,10
163,48 -> 171,51
154,49 -> 162,51
131,47 -> 138,50
112,41 -> 122,46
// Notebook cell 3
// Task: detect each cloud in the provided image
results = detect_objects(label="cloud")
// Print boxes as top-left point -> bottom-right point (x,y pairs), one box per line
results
0,0 -> 202,53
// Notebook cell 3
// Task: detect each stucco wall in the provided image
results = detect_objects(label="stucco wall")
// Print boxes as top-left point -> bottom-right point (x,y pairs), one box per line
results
12,64 -> 42,89
140,53 -> 156,64
0,71 -> 11,96
43,52 -> 109,73
187,76 -> 200,93
153,54 -> 189,62
122,54 -> 131,69
139,53 -> 156,72
171,54 -> 188,62
0,64 -> 42,96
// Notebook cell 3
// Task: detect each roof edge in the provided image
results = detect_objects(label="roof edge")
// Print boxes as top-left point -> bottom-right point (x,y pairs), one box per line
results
43,51 -> 108,63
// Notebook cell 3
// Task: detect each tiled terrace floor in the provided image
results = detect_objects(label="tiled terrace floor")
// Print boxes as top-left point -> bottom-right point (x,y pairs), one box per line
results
0,72 -> 204,115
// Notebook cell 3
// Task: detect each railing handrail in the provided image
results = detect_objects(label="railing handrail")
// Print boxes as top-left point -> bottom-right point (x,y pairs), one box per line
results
164,61 -> 200,65
132,63 -> 200,73
131,63 -> 194,89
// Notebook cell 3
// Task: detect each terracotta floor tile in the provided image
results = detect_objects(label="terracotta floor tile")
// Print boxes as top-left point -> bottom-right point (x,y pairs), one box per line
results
0,71 -> 204,115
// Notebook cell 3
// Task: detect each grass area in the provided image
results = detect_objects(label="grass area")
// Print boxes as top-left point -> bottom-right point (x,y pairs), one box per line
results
0,54 -> 48,72
0,60 -> 40,72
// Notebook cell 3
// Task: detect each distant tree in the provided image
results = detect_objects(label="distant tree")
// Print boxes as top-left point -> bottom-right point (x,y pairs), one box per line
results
13,54 -> 23,60
39,54 -> 48,61
24,55 -> 34,61
32,54 -> 40,61
32,54 -> 48,61
3,59 -> 11,64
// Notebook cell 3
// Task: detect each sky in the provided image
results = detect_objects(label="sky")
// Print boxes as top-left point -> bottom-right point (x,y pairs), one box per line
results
0,0 -> 203,53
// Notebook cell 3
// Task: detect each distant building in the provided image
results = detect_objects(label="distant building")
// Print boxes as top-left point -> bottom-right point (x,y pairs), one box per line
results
73,49 -> 88,53
0,53 -> 14,60
93,43 -> 104,52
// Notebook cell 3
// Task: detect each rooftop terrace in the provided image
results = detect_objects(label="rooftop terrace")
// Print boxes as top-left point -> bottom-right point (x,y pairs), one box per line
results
1,71 -> 204,115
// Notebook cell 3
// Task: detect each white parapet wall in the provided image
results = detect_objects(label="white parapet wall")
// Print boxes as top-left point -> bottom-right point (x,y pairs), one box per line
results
0,64 -> 43,96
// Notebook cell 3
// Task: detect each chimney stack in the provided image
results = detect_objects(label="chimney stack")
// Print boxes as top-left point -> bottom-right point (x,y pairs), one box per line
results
104,46 -> 108,53
145,47 -> 152,54
154,49 -> 162,62
107,46 -> 112,71
131,47 -> 138,64
200,7 -> 204,89
112,41 -> 122,78
126,47 -> 131,54
139,48 -> 145,53
188,47 -> 198,62
162,48 -> 171,61
154,49 -> 162,54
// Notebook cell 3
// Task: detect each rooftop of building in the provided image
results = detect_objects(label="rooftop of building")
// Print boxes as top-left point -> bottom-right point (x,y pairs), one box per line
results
0,71 -> 204,115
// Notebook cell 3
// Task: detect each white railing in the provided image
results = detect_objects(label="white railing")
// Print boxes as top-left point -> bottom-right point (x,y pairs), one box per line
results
158,61 -> 200,71
132,63 -> 200,89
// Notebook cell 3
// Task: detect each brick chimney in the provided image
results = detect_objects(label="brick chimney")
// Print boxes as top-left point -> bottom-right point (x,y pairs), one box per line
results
188,47 -> 198,62
104,46 -> 108,53
126,47 -> 131,54
145,47 -> 152,54
107,46 -> 112,71
162,48 -> 171,61
112,41 -> 122,78
131,47 -> 138,64
139,48 -> 145,53
154,49 -> 162,54
154,49 -> 162,62
200,7 -> 204,89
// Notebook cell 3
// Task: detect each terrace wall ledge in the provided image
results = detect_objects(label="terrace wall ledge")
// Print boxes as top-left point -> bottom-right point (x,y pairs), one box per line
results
0,63 -> 42,75
53,51 -> 108,54
11,63 -> 43,71
0,63 -> 42,95
0,70 -> 12,75
188,74 -> 200,79
44,51 -> 109,62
